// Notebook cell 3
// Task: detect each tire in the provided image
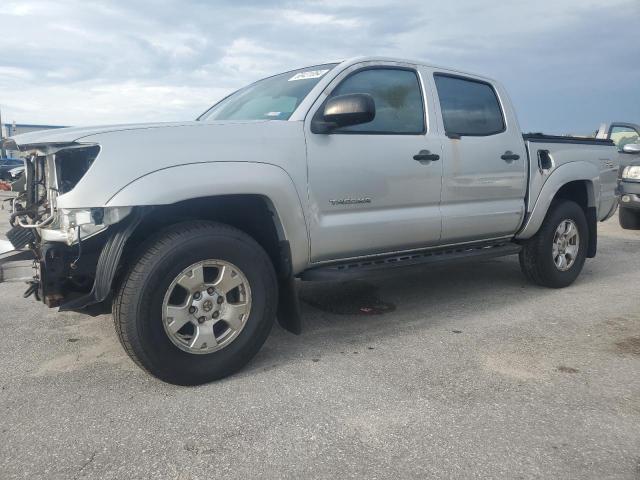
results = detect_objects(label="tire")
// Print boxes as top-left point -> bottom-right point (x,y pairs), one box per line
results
113,221 -> 277,385
619,206 -> 640,230
519,200 -> 588,288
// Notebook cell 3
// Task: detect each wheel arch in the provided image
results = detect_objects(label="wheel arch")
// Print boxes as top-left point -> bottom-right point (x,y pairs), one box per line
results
105,162 -> 310,274
517,162 -> 599,240
120,194 -> 294,280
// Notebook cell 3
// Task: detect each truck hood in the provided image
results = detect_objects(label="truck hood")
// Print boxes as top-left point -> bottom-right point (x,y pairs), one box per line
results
6,120 -> 268,150
23,118 -> 307,209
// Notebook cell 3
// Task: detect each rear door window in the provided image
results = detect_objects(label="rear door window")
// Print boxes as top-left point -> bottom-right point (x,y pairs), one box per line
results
434,74 -> 505,136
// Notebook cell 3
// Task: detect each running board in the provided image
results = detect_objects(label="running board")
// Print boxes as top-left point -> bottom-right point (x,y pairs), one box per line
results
300,242 -> 522,281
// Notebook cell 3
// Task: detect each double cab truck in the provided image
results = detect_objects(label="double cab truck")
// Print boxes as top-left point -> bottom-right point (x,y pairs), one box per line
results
0,57 -> 620,385
596,122 -> 640,229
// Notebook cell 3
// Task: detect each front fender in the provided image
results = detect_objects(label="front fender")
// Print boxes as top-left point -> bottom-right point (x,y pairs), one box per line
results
516,161 -> 599,240
105,162 -> 310,273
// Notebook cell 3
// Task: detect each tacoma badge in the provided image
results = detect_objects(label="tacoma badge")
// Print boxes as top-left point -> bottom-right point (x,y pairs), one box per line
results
329,197 -> 372,206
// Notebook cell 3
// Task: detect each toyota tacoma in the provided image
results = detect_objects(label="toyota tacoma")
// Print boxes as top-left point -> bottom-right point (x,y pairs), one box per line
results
0,57 -> 620,384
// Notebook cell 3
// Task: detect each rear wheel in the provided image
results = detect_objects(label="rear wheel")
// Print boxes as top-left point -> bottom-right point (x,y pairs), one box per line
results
114,221 -> 277,385
519,200 -> 588,288
619,206 -> 640,230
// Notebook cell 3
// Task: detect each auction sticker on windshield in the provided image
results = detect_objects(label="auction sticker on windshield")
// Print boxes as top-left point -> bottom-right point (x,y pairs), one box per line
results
288,69 -> 329,81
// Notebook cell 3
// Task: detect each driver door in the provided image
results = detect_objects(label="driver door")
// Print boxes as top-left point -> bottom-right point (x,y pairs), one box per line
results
304,65 -> 443,263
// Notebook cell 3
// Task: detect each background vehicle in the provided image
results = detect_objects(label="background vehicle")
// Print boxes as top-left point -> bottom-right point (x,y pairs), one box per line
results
596,122 -> 640,229
7,166 -> 26,192
0,57 -> 620,385
0,157 -> 23,180
8,165 -> 24,180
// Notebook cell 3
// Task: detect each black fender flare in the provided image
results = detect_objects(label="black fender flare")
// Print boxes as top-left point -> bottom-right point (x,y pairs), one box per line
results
59,208 -> 145,312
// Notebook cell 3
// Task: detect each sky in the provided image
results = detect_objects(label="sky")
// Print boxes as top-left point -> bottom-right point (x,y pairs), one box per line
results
0,0 -> 638,134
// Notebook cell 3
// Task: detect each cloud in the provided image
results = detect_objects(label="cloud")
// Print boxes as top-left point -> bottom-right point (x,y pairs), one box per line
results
0,0 -> 638,133
280,9 -> 362,28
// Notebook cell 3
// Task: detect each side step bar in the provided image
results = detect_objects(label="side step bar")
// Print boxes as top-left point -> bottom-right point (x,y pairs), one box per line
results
300,241 -> 522,281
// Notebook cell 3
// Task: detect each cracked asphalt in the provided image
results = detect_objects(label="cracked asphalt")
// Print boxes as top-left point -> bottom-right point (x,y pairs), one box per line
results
1,191 -> 639,479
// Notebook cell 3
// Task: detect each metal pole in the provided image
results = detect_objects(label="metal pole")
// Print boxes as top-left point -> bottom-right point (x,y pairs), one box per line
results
0,106 -> 6,159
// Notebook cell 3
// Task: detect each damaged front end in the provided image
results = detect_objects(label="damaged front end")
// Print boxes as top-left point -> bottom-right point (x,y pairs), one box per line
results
1,140 -> 140,313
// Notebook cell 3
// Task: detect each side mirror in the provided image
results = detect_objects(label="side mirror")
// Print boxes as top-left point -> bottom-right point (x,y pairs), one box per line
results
622,143 -> 640,154
312,93 -> 375,133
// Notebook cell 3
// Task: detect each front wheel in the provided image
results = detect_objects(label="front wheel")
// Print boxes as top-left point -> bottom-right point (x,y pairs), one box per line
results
113,221 -> 277,385
519,200 -> 588,288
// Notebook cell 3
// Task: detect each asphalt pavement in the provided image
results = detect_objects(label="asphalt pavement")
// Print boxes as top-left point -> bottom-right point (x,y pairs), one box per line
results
0,191 -> 639,479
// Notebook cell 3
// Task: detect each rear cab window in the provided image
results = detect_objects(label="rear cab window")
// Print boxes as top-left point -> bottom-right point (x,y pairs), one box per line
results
433,74 -> 505,136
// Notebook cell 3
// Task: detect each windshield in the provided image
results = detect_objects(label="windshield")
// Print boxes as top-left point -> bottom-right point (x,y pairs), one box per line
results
198,63 -> 338,121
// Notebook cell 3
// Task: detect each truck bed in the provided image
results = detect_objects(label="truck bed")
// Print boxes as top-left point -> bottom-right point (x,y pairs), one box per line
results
522,133 -> 618,227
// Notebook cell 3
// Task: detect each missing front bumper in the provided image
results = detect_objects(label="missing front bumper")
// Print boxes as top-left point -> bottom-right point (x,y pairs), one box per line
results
1,207 -> 145,311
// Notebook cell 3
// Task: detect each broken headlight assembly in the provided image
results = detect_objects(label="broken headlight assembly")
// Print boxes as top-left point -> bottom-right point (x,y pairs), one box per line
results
11,143 -> 100,230
10,143 -> 132,245
51,206 -> 133,245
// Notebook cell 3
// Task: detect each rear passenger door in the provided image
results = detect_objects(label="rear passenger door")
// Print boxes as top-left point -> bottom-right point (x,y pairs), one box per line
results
430,72 -> 527,243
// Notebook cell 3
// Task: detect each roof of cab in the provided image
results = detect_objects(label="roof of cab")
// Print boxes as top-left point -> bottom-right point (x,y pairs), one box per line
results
337,56 -> 498,83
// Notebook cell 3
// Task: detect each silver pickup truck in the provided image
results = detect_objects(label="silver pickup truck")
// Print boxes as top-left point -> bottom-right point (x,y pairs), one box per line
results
0,57 -> 619,385
596,122 -> 640,229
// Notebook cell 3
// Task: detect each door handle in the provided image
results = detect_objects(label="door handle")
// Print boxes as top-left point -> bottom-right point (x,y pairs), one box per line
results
501,151 -> 520,161
413,150 -> 440,162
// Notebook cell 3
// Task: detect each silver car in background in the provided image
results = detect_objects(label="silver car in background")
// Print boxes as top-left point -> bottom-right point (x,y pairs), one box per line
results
596,122 -> 640,228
